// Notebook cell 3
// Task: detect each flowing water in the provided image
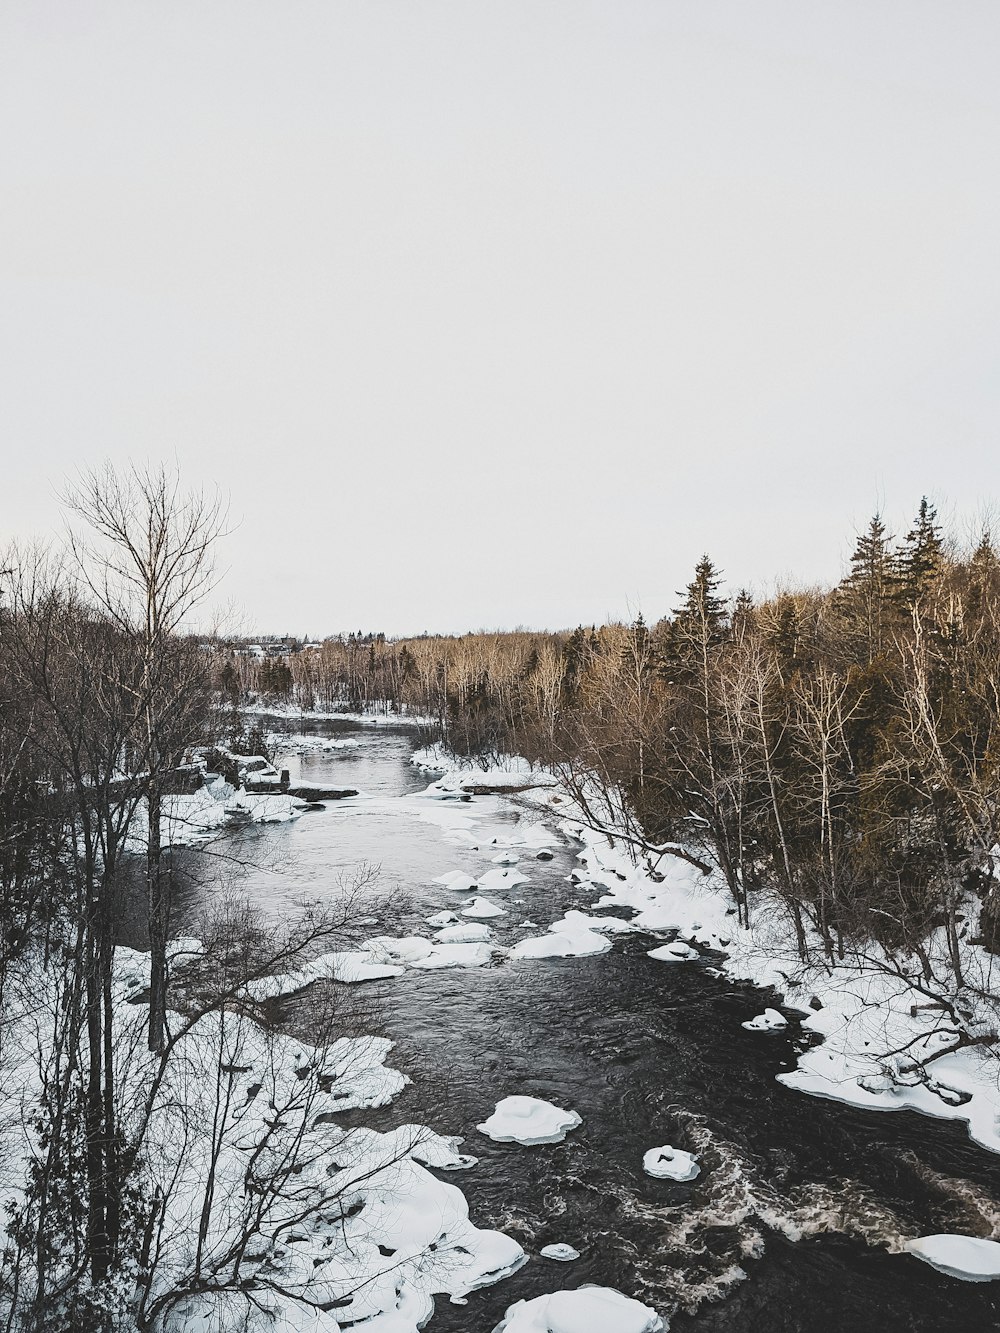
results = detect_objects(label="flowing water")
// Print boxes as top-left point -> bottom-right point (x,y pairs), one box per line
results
161,718 -> 1000,1331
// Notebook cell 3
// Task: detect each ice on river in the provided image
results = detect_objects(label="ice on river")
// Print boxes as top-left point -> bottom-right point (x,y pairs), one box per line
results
742,1008 -> 788,1032
904,1234 -> 1000,1281
478,1096 -> 582,1145
491,1285 -> 665,1333
643,1145 -> 701,1181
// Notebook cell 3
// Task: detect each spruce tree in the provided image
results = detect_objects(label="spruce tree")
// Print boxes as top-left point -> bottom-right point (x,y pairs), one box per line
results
674,555 -> 728,645
839,513 -> 895,661
896,497 -> 943,604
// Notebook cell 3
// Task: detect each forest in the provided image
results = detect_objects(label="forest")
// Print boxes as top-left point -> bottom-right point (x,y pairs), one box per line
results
235,500 -> 1000,992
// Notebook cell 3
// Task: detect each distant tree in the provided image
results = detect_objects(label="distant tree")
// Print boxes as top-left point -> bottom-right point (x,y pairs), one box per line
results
838,513 -> 896,662
897,497 -> 944,604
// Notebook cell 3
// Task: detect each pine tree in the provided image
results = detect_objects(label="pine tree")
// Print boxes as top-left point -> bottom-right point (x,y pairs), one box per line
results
838,513 -> 896,662
896,497 -> 943,604
674,555 -> 728,644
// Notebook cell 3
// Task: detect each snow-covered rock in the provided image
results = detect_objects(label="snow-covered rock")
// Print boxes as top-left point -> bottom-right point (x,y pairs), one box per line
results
491,1286 -> 664,1332
642,1145 -> 700,1181
479,867 -> 531,890
367,936 -> 436,964
435,923 -> 492,943
742,1008 -> 788,1032
477,1096 -> 582,1146
411,943 -> 494,969
540,1243 -> 580,1262
904,1234 -> 1000,1281
434,871 -> 479,892
426,911 -> 461,928
647,941 -> 700,963
462,896 -> 508,919
510,928 -> 611,959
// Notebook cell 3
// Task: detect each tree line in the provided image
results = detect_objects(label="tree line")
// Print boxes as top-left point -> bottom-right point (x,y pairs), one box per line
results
238,500 -> 1000,992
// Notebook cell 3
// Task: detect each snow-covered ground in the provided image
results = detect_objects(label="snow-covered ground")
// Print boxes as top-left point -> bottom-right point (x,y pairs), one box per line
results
0,939 -> 526,1332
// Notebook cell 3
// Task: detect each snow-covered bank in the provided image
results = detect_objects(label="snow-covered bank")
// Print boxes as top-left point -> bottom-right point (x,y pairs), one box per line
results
0,936 -> 525,1332
244,700 -> 438,727
410,746 -> 1000,1159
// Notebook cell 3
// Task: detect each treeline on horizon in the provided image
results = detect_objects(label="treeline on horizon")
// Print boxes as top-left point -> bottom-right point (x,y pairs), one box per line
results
233,499 -> 1000,980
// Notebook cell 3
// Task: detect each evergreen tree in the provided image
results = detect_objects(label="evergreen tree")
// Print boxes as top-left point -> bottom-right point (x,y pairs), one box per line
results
896,497 -> 943,604
674,555 -> 728,646
769,595 -> 803,677
838,513 -> 896,662
730,588 -> 756,640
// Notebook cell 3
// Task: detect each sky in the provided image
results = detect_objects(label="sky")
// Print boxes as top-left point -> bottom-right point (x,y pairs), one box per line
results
2,1 -> 999,636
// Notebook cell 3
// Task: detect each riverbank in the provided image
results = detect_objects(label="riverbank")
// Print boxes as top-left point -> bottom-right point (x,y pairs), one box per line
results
411,744 -> 1000,1160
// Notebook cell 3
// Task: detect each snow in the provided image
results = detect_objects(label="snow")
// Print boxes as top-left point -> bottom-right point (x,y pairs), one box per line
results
477,1096 -> 582,1146
0,941 -> 528,1333
904,1234 -> 1000,1281
244,950 -> 405,998
491,1286 -> 664,1333
742,1008 -> 788,1032
642,1145 -> 701,1181
540,1244 -> 580,1262
462,896 -> 508,919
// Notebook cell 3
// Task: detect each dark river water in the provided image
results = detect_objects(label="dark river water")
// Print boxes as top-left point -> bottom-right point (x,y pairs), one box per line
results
160,717 -> 1000,1331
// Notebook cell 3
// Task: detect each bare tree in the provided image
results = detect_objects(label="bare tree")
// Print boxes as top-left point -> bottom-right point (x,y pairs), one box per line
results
62,463 -> 228,1052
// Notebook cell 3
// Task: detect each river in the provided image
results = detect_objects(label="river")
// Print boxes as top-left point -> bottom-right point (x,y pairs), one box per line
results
164,717 -> 1000,1331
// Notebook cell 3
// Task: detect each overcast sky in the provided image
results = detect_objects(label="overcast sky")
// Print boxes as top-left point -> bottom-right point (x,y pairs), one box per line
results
2,2 -> 998,635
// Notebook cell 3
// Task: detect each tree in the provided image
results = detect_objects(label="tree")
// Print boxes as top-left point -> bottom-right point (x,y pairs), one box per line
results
897,497 -> 944,605
63,463 -> 227,1053
839,513 -> 896,662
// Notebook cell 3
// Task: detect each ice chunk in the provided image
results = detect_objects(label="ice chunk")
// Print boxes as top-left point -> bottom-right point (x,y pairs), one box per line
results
478,1095 -> 582,1146
540,1243 -> 580,1262
642,1145 -> 700,1181
741,1008 -> 788,1032
491,1285 -> 664,1332
905,1234 -> 1000,1281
